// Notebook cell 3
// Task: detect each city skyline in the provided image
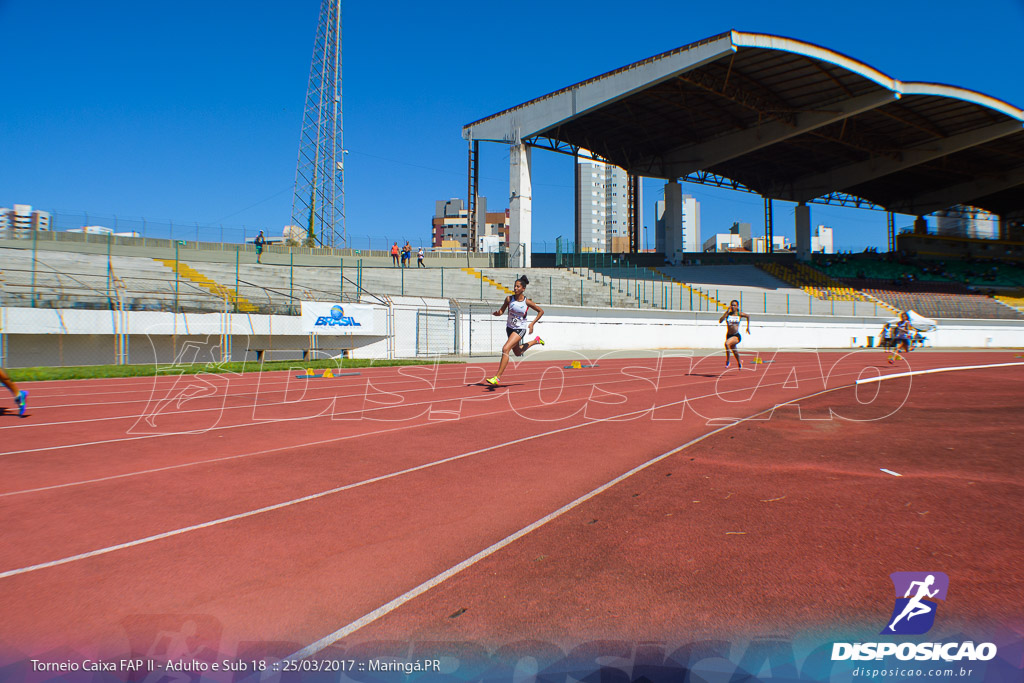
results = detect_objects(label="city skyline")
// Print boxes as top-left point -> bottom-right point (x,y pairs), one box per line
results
2,1 -> 1022,254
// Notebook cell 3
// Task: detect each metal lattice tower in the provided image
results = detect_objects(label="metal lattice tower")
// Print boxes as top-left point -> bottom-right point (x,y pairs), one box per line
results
292,0 -> 345,248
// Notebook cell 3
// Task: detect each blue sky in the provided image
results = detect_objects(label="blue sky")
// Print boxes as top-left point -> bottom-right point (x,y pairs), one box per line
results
2,0 -> 1022,253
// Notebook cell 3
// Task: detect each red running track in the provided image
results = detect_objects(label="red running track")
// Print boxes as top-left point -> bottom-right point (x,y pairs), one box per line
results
0,350 -> 1022,663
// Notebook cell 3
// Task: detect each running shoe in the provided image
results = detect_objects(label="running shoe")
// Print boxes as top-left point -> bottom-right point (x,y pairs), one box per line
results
15,390 -> 27,417
533,337 -> 545,346
485,377 -> 500,386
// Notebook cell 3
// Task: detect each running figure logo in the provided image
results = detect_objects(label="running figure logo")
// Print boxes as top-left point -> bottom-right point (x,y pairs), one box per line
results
881,572 -> 949,635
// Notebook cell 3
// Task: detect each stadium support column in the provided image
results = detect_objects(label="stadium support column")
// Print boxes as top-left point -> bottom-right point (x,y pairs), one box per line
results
914,216 -> 928,235
467,140 -> 479,253
662,180 -> 682,264
795,202 -> 811,261
510,143 -> 532,268
574,149 -> 581,254
628,173 -> 640,254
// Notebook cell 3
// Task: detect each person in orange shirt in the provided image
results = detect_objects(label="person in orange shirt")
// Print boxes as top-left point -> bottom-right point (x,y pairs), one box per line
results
390,242 -> 400,267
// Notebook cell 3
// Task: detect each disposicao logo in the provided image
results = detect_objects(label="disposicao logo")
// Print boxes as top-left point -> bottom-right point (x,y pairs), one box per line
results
831,571 -> 997,662
315,305 -> 361,327
882,572 -> 948,635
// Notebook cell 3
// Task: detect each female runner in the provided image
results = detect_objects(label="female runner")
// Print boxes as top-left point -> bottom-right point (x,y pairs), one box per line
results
718,299 -> 750,369
486,275 -> 545,385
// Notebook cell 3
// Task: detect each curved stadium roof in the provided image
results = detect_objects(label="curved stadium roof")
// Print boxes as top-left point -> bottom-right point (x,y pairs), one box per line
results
463,31 -> 1024,219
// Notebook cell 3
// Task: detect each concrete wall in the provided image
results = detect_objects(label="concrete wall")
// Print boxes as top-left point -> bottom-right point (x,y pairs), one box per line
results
0,306 -> 390,366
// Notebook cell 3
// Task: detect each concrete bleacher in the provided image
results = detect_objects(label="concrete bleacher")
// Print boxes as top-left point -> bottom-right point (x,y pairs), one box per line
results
479,267 -> 640,308
0,247 -> 890,318
661,264 -> 794,290
0,248 -> 228,311
864,287 -> 1024,320
183,261 -> 512,311
994,291 -> 1024,313
815,255 -> 1024,289
583,263 -> 887,316
6,244 -> 1021,322
0,247 -> 514,313
811,256 -> 1024,319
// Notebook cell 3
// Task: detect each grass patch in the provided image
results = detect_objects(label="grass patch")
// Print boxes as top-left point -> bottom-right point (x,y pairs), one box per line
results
6,358 -> 461,382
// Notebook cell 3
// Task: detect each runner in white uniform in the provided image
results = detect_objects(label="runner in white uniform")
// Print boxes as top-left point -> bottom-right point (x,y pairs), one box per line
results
890,311 -> 914,364
718,299 -> 750,370
486,275 -> 545,386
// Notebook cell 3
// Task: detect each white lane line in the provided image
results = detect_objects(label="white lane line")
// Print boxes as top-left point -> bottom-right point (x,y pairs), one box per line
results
0,356 -> 770,456
0,398 -> 587,498
4,349 -> 839,432
0,410 -> 638,579
0,359 -> 851,497
0,357 -> 691,429
0,362 -> 632,430
855,361 -> 1024,385
0,368 -> 847,576
0,351 -> 805,427
880,468 -> 902,476
285,383 -> 848,659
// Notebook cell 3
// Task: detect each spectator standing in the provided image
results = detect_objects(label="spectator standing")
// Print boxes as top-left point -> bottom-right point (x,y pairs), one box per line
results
254,231 -> 266,264
417,247 -> 425,268
391,242 -> 400,267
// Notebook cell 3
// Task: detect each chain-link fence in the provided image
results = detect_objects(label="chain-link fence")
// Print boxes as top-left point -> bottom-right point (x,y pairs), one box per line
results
27,211 -> 478,255
1,237 -> 896,369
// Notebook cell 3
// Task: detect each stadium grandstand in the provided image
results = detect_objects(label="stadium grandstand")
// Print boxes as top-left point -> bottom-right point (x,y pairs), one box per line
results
4,30 -> 1024,366
4,229 -> 1024,368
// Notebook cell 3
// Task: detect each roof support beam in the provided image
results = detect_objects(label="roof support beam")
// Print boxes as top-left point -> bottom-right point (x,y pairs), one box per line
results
636,90 -> 898,178
889,166 -> 1024,216
774,121 -> 1024,202
463,38 -> 737,143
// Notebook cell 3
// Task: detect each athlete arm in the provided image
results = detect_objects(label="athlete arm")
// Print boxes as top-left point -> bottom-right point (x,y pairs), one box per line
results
526,300 -> 544,330
718,311 -> 728,323
742,312 -> 751,332
493,296 -> 509,316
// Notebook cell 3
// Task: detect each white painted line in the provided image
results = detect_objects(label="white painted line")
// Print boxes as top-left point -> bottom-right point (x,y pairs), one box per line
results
0,361 -> 691,445
286,417 -> 756,659
285,383 -> 848,660
880,468 -> 902,477
1,359 -> 857,497
0,354 -> 801,456
0,368 -> 852,578
855,361 -> 1024,385
0,420 -> 602,579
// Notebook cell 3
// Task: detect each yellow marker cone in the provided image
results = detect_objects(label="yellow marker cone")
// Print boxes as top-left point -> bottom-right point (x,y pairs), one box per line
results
322,368 -> 334,378
571,360 -> 582,369
305,368 -> 315,376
